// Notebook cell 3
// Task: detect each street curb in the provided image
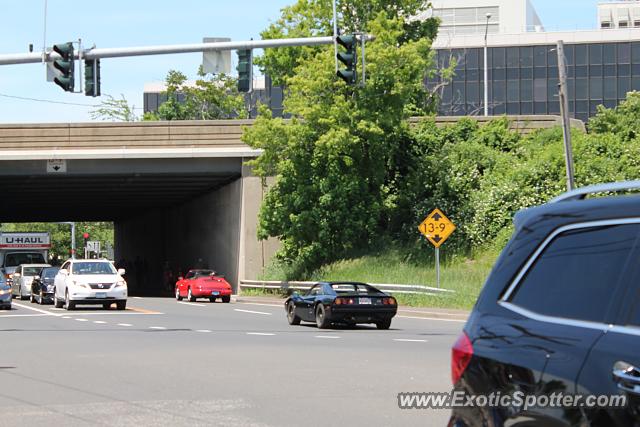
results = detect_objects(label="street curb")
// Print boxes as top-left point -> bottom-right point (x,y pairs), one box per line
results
232,295 -> 469,321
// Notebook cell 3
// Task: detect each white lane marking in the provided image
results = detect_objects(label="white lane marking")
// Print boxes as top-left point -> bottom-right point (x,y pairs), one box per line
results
57,312 -> 163,316
132,297 -> 143,299
117,323 -> 132,327
234,309 -> 272,316
397,315 -> 466,323
11,302 -> 60,317
93,321 -> 107,324
196,329 -> 211,333
51,308 -> 65,311
149,326 -> 166,330
75,318 -> 88,322
393,339 -> 428,343
61,316 -> 71,319
238,302 -> 283,308
177,301 -> 207,307
0,314 -> 49,318
315,335 -> 341,339
246,332 -> 275,336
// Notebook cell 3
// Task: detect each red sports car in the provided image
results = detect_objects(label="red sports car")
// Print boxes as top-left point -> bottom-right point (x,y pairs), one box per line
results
175,269 -> 232,303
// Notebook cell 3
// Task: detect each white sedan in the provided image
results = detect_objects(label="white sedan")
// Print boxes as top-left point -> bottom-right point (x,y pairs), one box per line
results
53,259 -> 127,310
11,264 -> 51,300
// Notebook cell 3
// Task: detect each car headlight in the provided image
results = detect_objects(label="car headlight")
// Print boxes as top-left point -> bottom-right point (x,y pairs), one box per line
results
115,280 -> 127,288
72,281 -> 90,289
0,289 -> 9,295
46,285 -> 55,292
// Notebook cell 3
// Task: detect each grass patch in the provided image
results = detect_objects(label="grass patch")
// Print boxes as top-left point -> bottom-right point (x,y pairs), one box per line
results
256,247 -> 500,310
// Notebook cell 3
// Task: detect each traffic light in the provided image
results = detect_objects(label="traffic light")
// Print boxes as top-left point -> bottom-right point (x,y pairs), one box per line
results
336,34 -> 357,85
84,59 -> 101,97
52,42 -> 75,92
237,49 -> 253,93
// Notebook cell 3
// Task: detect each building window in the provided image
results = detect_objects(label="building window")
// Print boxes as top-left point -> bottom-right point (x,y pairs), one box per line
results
601,22 -> 612,29
619,21 -> 629,28
635,20 -> 640,28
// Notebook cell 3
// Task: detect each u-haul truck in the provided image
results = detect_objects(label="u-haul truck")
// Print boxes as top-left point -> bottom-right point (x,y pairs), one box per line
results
0,232 -> 51,288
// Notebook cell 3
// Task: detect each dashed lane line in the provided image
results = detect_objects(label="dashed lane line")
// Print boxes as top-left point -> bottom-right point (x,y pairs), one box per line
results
196,329 -> 211,333
315,335 -> 341,339
117,323 -> 132,327
75,319 -> 88,322
0,314 -> 49,318
149,326 -> 166,330
234,309 -> 272,316
246,332 -> 276,336
93,321 -> 107,324
393,339 -> 428,343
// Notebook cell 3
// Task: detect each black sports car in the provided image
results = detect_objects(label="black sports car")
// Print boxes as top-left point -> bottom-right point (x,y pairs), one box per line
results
284,282 -> 398,329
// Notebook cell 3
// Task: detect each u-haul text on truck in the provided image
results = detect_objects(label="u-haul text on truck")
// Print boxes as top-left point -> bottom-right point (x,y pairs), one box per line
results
0,232 -> 51,287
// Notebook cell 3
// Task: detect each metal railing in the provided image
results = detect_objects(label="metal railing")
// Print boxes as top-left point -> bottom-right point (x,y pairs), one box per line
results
239,280 -> 454,296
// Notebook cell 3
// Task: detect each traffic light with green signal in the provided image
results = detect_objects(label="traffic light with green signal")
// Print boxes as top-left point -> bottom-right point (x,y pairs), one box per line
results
336,34 -> 357,85
52,42 -> 75,92
237,49 -> 253,93
84,59 -> 101,97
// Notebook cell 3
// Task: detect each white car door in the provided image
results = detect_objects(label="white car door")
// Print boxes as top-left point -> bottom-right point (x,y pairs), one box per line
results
12,266 -> 21,296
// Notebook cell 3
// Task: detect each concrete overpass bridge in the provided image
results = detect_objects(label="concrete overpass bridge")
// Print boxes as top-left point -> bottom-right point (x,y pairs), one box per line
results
0,120 -> 278,294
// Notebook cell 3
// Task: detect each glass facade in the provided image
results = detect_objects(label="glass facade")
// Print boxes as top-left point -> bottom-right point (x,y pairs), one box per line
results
430,41 -> 640,122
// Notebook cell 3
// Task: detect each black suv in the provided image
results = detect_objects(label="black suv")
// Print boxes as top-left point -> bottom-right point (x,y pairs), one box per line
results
450,182 -> 640,426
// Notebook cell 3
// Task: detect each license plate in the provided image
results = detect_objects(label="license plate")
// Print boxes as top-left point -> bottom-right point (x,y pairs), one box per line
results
95,292 -> 107,299
359,297 -> 372,305
212,291 -> 220,296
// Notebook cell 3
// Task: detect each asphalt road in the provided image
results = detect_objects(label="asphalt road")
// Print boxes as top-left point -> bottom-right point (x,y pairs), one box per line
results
0,297 -> 463,427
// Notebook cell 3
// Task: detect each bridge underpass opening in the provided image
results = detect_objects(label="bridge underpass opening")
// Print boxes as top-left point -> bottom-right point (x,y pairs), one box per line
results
0,157 -> 275,296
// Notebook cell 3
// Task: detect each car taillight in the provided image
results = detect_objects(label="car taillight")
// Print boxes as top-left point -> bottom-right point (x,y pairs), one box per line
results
334,297 -> 355,305
382,297 -> 397,305
451,332 -> 473,385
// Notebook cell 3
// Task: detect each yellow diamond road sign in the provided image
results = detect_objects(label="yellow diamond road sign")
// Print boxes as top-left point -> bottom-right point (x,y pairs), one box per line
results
418,208 -> 456,248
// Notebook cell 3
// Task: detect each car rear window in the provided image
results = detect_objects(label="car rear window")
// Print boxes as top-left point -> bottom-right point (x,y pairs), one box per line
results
4,253 -> 45,267
23,267 -> 43,276
331,283 -> 380,295
509,223 -> 640,323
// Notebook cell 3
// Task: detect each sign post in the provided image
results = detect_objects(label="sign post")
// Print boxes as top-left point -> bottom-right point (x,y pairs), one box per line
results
418,208 -> 456,288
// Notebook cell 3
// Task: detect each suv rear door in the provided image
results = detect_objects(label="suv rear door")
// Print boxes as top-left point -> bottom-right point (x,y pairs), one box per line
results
576,257 -> 640,426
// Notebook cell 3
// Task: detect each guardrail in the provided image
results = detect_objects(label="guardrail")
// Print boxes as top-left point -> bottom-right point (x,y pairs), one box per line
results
239,280 -> 454,296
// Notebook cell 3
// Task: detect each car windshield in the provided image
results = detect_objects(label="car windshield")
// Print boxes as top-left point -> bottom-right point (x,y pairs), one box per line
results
22,267 -> 44,276
330,283 -> 380,295
4,253 -> 45,267
42,268 -> 59,279
71,262 -> 117,275
192,270 -> 214,278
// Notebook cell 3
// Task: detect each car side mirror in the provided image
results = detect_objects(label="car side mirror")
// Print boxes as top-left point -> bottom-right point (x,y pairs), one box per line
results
117,268 -> 126,275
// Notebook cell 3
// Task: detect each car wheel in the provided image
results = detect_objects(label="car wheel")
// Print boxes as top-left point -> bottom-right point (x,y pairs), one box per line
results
188,288 -> 196,302
315,304 -> 330,329
103,303 -> 112,309
116,301 -> 126,311
20,286 -> 28,301
287,302 -> 301,325
175,287 -> 183,301
376,319 -> 392,330
209,297 -> 216,303
54,290 -> 64,308
39,290 -> 45,305
221,295 -> 231,303
65,291 -> 75,311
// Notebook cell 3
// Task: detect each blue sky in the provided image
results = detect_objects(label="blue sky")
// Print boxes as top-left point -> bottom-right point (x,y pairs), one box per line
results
0,0 -> 599,123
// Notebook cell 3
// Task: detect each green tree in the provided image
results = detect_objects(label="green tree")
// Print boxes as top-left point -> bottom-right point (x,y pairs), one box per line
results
143,68 -> 248,121
243,7 -> 439,275
90,94 -> 139,122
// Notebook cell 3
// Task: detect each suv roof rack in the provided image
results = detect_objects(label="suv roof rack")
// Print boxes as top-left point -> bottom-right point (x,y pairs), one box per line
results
550,181 -> 640,203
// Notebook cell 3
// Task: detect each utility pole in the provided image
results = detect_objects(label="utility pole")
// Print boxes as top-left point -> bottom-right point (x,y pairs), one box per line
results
557,40 -> 576,191
484,13 -> 491,117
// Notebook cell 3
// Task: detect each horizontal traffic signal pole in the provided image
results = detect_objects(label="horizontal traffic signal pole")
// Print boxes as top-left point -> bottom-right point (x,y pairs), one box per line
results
0,35 -> 375,66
